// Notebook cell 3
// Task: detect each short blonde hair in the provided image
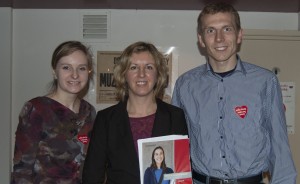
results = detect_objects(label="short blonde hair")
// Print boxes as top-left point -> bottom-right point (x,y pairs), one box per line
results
114,41 -> 168,101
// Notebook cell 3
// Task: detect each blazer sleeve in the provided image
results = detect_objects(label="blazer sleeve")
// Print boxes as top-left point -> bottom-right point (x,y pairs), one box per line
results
174,108 -> 188,135
82,111 -> 108,183
154,99 -> 188,137
168,104 -> 188,136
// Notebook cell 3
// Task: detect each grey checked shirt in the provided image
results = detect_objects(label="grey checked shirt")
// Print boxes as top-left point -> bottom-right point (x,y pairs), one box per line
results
172,56 -> 296,184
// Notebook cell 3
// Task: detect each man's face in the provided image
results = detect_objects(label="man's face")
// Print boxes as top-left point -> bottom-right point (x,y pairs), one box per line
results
198,12 -> 243,65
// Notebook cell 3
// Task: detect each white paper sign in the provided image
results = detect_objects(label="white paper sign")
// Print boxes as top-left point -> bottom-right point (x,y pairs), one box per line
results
280,82 -> 296,134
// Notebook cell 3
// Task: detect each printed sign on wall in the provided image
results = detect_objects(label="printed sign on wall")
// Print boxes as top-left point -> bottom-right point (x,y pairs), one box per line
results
280,82 -> 296,134
97,51 -> 119,104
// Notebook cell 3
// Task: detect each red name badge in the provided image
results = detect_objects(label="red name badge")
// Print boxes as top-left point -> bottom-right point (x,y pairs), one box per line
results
77,135 -> 89,145
235,106 -> 248,119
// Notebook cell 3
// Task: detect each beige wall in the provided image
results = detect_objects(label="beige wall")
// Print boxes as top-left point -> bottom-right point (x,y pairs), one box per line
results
0,7 -> 12,184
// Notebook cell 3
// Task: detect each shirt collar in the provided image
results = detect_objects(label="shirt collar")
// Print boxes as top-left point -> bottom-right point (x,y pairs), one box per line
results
205,55 -> 247,75
235,55 -> 247,75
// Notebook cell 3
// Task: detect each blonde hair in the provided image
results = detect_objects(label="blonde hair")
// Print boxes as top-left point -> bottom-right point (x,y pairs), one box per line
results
114,41 -> 168,101
48,41 -> 94,98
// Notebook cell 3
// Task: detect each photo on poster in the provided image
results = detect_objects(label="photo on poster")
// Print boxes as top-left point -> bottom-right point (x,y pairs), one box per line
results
138,135 -> 192,184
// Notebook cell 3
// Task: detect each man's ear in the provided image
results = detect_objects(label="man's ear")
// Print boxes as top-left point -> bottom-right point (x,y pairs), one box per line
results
237,28 -> 243,44
198,34 -> 206,47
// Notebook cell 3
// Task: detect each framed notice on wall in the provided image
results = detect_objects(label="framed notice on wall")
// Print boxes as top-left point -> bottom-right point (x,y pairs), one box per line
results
97,51 -> 120,104
97,51 -> 173,104
280,82 -> 296,134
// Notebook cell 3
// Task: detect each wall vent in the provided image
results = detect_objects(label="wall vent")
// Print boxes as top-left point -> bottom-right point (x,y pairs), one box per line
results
80,11 -> 110,42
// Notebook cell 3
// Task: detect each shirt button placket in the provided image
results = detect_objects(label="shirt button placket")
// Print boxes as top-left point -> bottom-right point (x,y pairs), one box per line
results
218,78 -> 226,169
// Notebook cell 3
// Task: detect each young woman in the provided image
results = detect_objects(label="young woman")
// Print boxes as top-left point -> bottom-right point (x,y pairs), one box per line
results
144,146 -> 174,184
82,41 -> 188,184
11,41 -> 96,184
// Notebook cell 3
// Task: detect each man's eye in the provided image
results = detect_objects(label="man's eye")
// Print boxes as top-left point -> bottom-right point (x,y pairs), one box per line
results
206,28 -> 215,34
224,27 -> 232,32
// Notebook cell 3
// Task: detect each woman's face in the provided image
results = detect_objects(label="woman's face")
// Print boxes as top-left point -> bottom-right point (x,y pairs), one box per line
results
125,51 -> 158,100
154,148 -> 164,166
53,50 -> 89,97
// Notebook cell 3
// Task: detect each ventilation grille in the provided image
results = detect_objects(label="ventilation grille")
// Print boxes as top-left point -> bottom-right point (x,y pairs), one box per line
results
81,11 -> 110,41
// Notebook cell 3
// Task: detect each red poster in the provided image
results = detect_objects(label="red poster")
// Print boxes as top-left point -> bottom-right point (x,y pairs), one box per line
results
174,139 -> 192,184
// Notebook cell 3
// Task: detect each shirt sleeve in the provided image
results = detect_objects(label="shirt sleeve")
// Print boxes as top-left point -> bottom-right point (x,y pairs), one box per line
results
11,102 -> 43,184
171,79 -> 182,109
267,76 -> 297,184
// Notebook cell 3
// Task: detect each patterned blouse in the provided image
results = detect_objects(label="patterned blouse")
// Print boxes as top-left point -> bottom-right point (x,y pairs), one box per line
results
11,96 -> 96,184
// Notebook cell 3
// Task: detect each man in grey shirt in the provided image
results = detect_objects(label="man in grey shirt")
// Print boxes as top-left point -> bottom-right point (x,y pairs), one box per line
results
172,2 -> 297,184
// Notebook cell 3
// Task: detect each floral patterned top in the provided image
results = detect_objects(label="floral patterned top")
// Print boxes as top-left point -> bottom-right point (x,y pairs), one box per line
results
11,96 -> 96,184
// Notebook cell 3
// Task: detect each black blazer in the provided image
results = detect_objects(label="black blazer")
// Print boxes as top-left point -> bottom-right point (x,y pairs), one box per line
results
82,98 -> 188,184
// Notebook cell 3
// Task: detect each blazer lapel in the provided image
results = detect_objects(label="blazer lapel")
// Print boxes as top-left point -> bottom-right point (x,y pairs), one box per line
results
152,99 -> 172,137
114,101 -> 140,173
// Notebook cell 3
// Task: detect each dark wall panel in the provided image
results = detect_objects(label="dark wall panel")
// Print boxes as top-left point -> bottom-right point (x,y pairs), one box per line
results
0,0 -> 12,7
1,0 -> 300,12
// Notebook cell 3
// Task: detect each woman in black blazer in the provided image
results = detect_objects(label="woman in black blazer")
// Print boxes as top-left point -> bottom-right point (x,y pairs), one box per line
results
82,42 -> 188,184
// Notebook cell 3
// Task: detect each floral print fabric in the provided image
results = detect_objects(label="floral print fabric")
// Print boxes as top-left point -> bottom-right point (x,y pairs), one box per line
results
11,97 -> 96,184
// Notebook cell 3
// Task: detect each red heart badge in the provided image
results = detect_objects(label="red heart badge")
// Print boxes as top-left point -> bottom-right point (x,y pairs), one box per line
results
235,106 -> 248,119
77,135 -> 89,145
